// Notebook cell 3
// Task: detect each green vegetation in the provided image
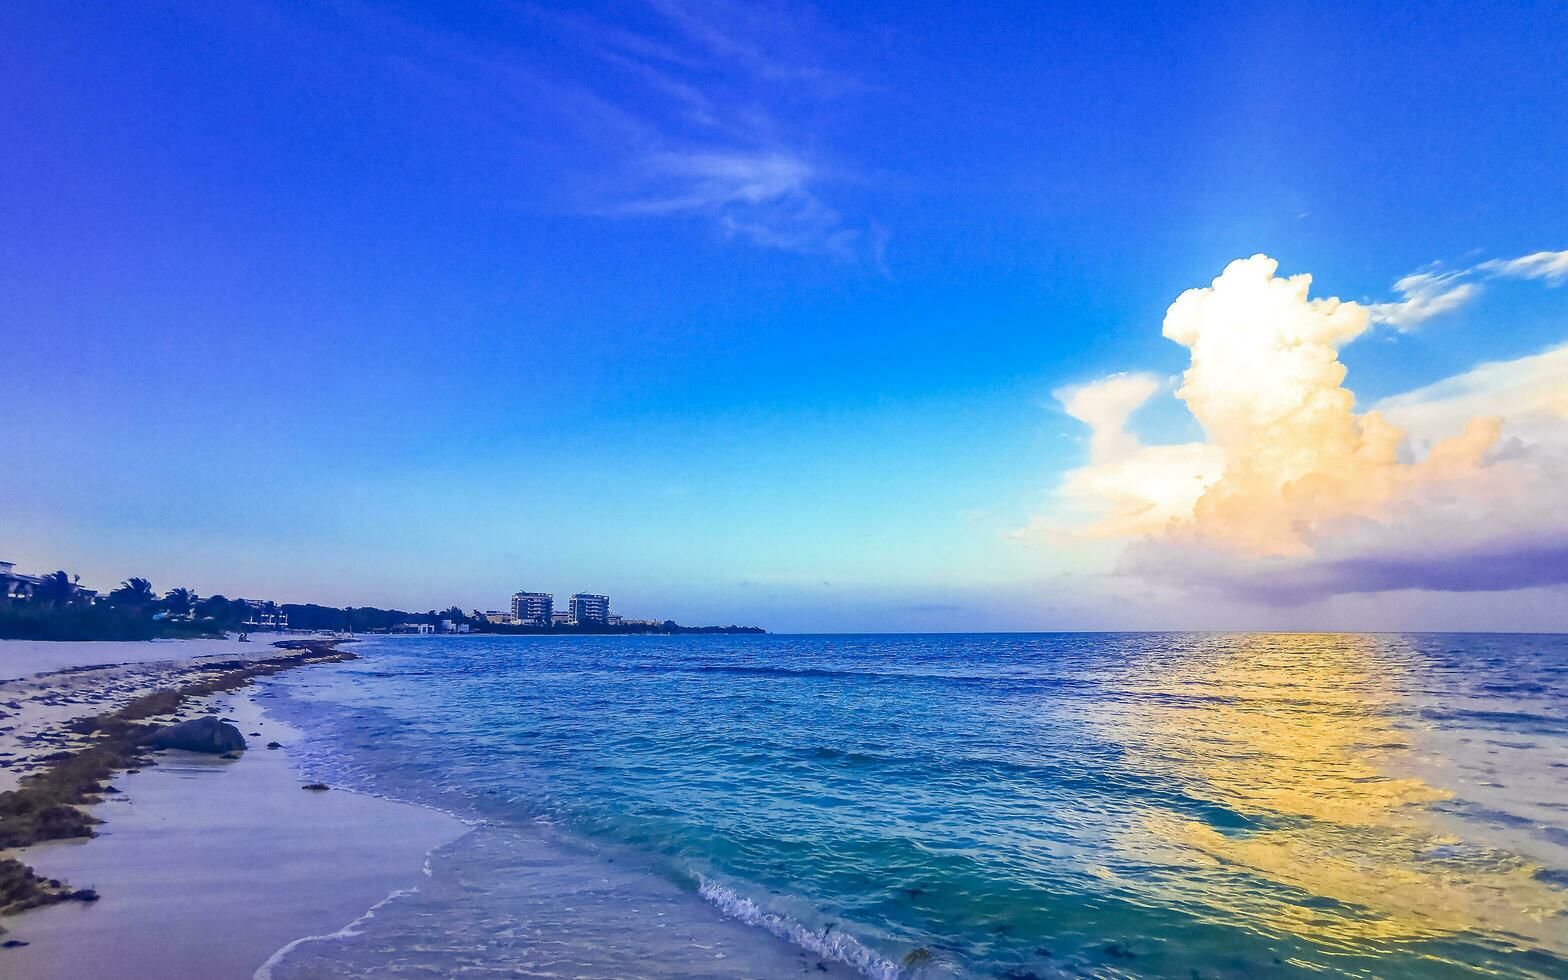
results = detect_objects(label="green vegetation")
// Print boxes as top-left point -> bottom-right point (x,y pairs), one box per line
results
279,602 -> 464,633
0,603 -> 217,642
0,572 -> 268,641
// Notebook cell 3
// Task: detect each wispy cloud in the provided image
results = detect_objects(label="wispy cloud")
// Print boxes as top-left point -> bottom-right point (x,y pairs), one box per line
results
607,149 -> 856,254
1367,270 -> 1479,330
331,0 -> 879,260
1366,247 -> 1568,330
1477,249 -> 1568,285
616,151 -> 816,215
556,1 -> 877,258
644,0 -> 865,93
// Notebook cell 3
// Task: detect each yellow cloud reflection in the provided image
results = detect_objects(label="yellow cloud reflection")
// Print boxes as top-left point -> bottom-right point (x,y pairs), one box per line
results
1102,633 -> 1568,958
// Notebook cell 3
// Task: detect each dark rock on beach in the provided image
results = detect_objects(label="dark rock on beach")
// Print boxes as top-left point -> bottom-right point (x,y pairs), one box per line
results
142,717 -> 246,754
266,742 -> 282,750
302,783 -> 329,792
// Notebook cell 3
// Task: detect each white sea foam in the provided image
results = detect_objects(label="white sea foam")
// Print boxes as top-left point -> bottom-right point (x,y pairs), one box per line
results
253,852 -> 439,980
697,876 -> 904,980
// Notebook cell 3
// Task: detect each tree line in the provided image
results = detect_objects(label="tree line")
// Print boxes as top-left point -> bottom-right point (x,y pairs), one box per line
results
3,571 -> 765,640
2,574 -> 478,641
2,571 -> 297,641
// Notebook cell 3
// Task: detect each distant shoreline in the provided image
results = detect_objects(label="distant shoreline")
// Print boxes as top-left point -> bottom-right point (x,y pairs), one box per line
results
0,569 -> 766,643
407,622 -> 767,637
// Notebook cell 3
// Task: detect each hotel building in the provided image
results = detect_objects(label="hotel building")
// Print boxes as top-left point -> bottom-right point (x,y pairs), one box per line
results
569,593 -> 611,625
511,591 -> 553,626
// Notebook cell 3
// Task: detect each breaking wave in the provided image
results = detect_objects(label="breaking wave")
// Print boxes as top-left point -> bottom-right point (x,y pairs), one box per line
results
697,876 -> 904,980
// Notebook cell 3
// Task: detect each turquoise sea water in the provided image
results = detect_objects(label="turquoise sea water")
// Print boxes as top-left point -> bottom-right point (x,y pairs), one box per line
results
259,633 -> 1568,979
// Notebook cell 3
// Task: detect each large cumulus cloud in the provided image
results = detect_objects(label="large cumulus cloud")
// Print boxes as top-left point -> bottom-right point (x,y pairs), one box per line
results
1029,254 -> 1568,604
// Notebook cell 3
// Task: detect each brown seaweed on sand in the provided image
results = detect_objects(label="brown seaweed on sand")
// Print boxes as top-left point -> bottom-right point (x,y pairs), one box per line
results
0,640 -> 354,937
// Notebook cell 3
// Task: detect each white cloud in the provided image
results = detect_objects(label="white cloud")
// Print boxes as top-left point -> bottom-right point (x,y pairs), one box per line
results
1150,254 -> 1477,558
1362,246 -> 1568,332
619,151 -> 816,214
645,0 -> 863,94
1366,270 -> 1479,330
1057,372 -> 1162,460
446,1 -> 875,258
610,150 -> 858,255
1024,254 -> 1568,604
1023,373 -> 1224,541
584,1 -> 871,256
1376,342 -> 1568,451
1477,249 -> 1568,285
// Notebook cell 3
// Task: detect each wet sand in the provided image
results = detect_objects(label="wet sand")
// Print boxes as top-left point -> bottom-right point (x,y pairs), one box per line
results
0,640 -> 467,979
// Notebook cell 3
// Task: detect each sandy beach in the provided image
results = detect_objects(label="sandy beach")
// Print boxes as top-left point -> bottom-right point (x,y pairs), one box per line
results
0,636 -> 324,793
0,637 -> 466,979
0,636 -> 278,684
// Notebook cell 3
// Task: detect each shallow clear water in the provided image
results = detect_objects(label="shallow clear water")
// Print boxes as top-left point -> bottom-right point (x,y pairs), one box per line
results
260,633 -> 1568,978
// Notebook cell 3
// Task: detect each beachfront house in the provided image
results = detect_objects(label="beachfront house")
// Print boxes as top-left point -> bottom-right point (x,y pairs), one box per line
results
241,600 -> 289,631
1,561 -> 97,605
0,561 -> 42,602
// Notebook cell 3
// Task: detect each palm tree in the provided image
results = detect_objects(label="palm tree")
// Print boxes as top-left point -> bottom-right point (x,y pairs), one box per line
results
107,577 -> 157,609
196,594 -> 230,621
162,587 -> 199,619
33,571 -> 78,607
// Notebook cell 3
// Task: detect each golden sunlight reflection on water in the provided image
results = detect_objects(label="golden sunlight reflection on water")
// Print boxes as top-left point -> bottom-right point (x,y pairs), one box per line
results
1102,633 -> 1568,962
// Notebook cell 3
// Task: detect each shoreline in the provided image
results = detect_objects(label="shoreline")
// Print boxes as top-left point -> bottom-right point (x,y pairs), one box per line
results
0,636 -> 861,979
0,637 -> 467,977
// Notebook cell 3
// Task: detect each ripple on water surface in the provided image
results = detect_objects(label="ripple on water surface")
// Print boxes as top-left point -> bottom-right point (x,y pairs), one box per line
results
262,632 -> 1568,978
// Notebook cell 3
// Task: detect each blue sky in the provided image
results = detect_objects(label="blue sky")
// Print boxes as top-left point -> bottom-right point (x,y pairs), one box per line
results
4,1 -> 1567,631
